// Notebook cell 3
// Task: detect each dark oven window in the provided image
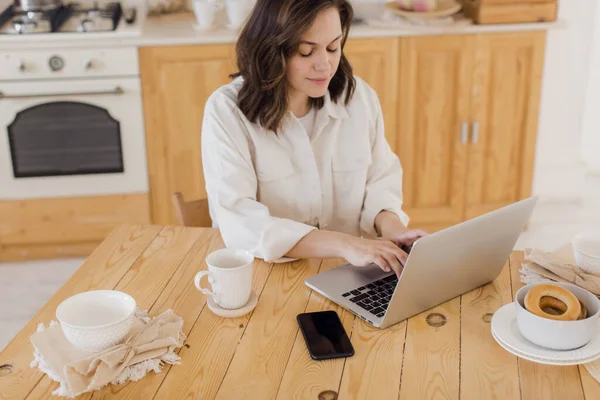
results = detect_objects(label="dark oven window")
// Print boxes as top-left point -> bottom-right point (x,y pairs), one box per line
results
7,101 -> 124,178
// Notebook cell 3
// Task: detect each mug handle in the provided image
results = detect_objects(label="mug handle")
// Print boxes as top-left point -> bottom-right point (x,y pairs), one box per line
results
194,271 -> 218,298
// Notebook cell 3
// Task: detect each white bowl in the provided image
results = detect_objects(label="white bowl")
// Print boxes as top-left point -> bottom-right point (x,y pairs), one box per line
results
352,1 -> 386,21
515,282 -> 600,350
573,233 -> 600,274
56,290 -> 136,352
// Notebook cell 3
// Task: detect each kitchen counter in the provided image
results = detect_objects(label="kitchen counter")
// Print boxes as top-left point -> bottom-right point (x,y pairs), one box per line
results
0,11 -> 564,50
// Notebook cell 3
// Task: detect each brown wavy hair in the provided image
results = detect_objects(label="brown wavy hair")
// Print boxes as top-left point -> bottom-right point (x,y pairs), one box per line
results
231,0 -> 356,133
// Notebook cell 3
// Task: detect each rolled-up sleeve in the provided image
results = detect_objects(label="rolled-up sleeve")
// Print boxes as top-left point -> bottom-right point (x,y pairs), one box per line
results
201,92 -> 316,261
359,91 -> 410,238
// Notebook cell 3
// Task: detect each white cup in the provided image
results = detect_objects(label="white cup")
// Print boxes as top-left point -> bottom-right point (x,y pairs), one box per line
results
225,0 -> 254,29
192,0 -> 223,31
194,248 -> 254,309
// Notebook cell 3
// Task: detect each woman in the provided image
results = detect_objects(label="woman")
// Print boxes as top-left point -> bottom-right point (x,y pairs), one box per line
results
201,0 -> 426,277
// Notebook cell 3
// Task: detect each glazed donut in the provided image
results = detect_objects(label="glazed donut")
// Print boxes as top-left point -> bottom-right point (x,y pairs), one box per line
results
524,284 -> 582,321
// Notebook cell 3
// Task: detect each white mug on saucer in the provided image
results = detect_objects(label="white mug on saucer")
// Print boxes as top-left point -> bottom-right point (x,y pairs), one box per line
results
194,248 -> 254,309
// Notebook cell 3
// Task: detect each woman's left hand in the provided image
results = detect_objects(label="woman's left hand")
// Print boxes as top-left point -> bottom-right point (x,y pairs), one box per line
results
383,228 -> 428,250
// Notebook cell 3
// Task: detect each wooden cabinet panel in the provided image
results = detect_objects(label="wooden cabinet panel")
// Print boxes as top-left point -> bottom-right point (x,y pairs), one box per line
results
0,194 -> 149,245
397,35 -> 474,229
466,32 -> 546,219
345,38 -> 400,152
0,194 -> 149,261
140,44 -> 236,225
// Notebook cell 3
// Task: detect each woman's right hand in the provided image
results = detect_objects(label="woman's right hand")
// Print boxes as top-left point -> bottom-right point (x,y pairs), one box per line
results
341,236 -> 408,277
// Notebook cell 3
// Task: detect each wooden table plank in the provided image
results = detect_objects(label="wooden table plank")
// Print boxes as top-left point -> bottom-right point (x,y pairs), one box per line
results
151,257 -> 274,400
90,229 -> 221,400
214,259 -> 323,400
398,299 -> 461,400
580,364 -> 600,398
26,225 -> 206,399
338,313 -> 406,399
0,224 -> 162,400
276,258 -> 356,400
509,252 -> 586,400
460,262 -> 520,400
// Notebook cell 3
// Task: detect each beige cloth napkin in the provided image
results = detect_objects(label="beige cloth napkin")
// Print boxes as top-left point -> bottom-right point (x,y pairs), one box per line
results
30,309 -> 185,398
520,245 -> 600,296
520,245 -> 600,382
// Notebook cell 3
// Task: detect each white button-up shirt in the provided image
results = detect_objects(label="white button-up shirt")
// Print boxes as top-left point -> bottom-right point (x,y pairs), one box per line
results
201,76 -> 409,262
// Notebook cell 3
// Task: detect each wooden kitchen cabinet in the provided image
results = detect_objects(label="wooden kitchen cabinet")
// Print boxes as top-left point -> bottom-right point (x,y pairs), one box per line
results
396,31 -> 545,231
465,32 -> 546,220
141,31 -> 546,232
0,194 -> 150,262
140,43 -> 237,225
397,35 -> 474,232
344,37 -> 400,152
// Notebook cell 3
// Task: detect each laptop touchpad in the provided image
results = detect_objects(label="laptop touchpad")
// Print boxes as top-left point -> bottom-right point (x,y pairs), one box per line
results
354,263 -> 388,280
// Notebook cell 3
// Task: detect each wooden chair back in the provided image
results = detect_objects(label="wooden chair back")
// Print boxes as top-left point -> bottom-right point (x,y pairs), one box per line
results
171,192 -> 212,227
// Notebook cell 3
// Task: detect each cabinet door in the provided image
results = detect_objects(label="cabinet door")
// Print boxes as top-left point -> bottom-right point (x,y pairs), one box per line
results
466,32 -> 546,219
345,38 -> 400,152
140,44 -> 237,225
397,35 -> 474,231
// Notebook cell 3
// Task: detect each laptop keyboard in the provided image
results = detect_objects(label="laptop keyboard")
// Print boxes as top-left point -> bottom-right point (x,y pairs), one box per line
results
341,274 -> 398,318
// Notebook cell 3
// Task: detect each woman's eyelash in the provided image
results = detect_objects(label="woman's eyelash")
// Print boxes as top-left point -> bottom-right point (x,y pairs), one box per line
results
300,48 -> 338,57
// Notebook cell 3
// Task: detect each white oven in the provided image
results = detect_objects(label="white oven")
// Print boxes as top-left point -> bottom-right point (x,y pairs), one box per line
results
0,47 -> 148,200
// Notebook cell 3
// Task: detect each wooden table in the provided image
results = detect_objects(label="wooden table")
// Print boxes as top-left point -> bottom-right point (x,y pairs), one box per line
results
2,224 -> 600,400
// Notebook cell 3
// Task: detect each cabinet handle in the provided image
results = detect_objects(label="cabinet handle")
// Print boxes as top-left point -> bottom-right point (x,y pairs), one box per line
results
471,121 -> 479,144
460,122 -> 469,144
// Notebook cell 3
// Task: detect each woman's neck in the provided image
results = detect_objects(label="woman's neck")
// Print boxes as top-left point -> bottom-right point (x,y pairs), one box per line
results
288,89 -> 310,118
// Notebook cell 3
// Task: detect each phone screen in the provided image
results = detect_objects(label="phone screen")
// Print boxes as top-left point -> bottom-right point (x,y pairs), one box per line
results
297,310 -> 354,360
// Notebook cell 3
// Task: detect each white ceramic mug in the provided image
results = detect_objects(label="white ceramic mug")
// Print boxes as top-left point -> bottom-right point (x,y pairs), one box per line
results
192,0 -> 223,31
194,248 -> 254,309
225,0 -> 254,29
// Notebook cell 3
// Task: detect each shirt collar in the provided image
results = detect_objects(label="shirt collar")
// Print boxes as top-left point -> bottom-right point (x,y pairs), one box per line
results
323,90 -> 349,119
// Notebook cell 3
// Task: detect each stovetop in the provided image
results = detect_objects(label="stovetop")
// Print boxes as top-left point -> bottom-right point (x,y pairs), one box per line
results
0,2 -> 136,34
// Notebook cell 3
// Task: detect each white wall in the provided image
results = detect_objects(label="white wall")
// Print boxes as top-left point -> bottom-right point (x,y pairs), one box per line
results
581,3 -> 600,174
532,0 -> 597,200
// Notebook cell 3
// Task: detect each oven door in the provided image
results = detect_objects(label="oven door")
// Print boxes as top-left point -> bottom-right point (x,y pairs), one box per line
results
0,77 -> 148,200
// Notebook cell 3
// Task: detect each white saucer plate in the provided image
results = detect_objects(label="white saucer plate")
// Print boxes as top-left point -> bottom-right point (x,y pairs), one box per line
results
492,328 -> 600,366
491,303 -> 600,365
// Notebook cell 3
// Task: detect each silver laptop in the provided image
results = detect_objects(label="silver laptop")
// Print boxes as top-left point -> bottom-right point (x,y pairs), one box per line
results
305,197 -> 538,329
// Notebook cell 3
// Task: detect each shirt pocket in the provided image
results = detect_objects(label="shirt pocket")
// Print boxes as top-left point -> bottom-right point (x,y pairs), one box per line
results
331,145 -> 372,219
254,155 -> 300,219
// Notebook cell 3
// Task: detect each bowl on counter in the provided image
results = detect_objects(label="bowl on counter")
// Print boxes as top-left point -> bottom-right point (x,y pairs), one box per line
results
573,232 -> 600,274
515,282 -> 600,351
351,0 -> 386,21
56,290 -> 137,352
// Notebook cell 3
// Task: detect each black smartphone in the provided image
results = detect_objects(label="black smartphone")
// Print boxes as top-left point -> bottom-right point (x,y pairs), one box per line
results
297,310 -> 354,360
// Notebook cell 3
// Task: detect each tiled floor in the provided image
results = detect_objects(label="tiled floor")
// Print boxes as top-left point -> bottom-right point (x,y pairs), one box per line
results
1,175 -> 599,352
